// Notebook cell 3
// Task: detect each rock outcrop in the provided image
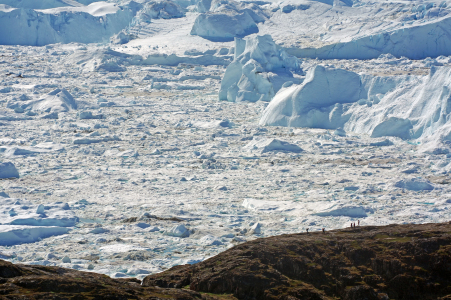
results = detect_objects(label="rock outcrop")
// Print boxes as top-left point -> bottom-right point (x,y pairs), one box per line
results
144,222 -> 451,300
0,259 -> 215,299
2,223 -> 451,299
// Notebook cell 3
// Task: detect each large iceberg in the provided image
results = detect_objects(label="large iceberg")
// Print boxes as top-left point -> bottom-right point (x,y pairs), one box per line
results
291,16 -> 451,60
0,162 -> 19,179
191,10 -> 258,42
259,65 -> 362,128
219,34 -> 303,102
143,0 -> 185,19
260,65 -> 451,152
191,0 -> 267,41
132,0 -> 185,24
0,2 -> 137,46
346,66 -> 451,145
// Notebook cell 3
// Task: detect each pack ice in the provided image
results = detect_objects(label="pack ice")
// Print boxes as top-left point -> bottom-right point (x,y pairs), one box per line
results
0,198 -> 78,246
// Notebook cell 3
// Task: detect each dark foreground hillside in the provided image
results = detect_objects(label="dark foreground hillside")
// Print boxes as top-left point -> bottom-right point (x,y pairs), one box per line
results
0,258 -> 213,300
143,223 -> 451,300
1,223 -> 451,299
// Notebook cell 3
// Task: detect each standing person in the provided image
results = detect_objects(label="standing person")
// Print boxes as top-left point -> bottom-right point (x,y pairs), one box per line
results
306,228 -> 309,234
358,220 -> 360,226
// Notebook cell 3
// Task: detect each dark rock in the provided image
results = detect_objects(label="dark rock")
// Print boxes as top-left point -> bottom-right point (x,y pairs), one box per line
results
0,259 -> 215,299
144,222 -> 451,300
3,223 -> 451,299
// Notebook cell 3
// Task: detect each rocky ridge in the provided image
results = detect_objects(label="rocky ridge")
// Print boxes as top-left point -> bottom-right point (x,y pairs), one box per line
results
143,222 -> 451,300
0,259 -> 214,300
2,223 -> 451,299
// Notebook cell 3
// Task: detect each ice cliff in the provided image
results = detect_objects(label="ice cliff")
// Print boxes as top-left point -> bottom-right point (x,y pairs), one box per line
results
0,2 -> 137,46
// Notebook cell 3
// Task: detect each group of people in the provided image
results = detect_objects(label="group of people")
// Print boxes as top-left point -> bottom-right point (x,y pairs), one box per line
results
306,227 -> 326,234
351,220 -> 360,228
305,220 -> 361,234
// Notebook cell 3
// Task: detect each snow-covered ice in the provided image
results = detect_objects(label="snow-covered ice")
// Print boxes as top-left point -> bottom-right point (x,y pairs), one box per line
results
0,2 -> 136,45
260,65 -> 451,158
243,138 -> 302,154
0,198 -> 77,246
219,34 -> 302,102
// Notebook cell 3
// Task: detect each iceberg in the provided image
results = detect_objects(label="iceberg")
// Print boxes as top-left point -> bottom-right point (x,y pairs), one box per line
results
291,16 -> 451,60
0,2 -> 136,46
219,34 -> 302,102
260,65 -> 451,153
191,10 -> 258,42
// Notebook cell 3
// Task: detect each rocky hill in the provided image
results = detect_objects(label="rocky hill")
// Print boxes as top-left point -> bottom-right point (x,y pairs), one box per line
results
2,223 -> 451,299
0,259 -> 213,300
143,222 -> 451,300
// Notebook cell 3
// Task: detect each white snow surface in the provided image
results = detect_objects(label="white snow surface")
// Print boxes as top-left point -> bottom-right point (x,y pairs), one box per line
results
243,138 -> 302,153
7,89 -> 78,113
